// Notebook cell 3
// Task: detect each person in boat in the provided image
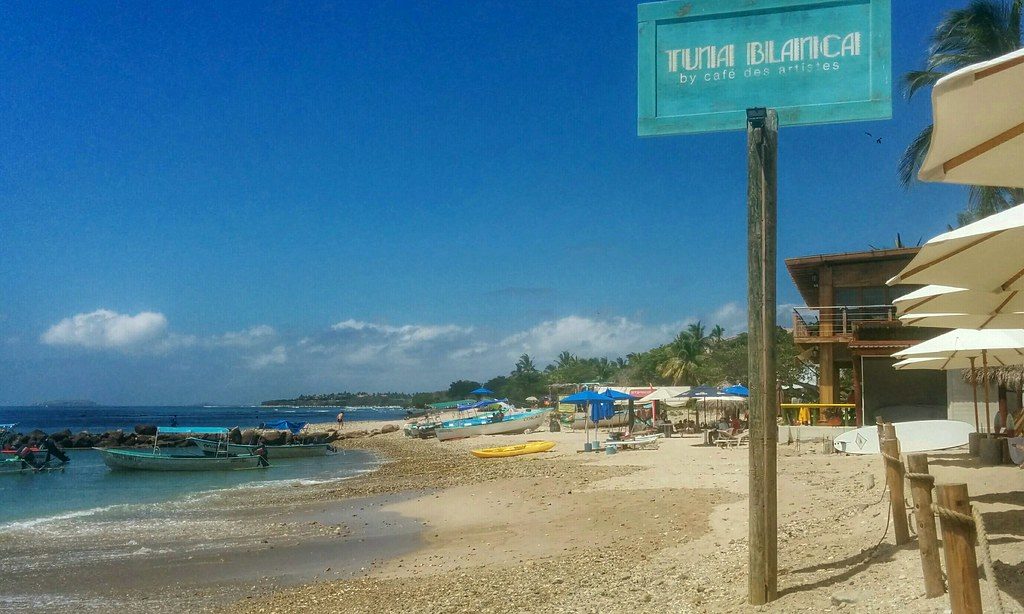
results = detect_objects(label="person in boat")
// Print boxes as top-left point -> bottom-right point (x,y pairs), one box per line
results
491,410 -> 505,423
253,443 -> 270,467
17,444 -> 41,470
40,436 -> 70,465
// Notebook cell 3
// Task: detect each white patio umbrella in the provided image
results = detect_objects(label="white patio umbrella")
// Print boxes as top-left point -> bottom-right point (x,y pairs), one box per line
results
899,312 -> 1024,330
887,202 -> 1024,292
894,284 -> 1024,315
918,48 -> 1024,188
892,328 -> 1024,431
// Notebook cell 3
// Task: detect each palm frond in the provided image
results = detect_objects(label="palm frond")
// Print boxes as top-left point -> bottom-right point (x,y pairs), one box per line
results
904,70 -> 947,98
898,125 -> 934,187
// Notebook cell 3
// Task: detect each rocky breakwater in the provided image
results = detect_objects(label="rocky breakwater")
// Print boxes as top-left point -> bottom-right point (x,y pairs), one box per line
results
2,423 -> 401,450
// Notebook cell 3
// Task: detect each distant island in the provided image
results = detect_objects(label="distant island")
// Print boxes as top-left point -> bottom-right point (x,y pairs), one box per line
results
33,399 -> 100,407
261,392 -> 413,408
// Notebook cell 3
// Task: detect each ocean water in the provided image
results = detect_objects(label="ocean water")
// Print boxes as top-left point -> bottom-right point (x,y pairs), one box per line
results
0,405 -> 402,528
0,404 -> 407,434
0,447 -> 381,526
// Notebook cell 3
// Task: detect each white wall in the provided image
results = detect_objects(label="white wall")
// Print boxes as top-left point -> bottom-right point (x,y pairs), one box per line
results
946,370 -> 998,429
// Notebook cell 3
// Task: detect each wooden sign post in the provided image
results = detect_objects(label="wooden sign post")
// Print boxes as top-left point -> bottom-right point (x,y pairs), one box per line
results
747,107 -> 778,604
637,1 -> 892,604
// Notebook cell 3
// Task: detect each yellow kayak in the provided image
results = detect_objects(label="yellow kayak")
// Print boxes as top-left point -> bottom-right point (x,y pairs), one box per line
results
470,440 -> 556,459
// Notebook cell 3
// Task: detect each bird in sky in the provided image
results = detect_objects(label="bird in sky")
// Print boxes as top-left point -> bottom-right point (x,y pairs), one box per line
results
864,131 -> 882,144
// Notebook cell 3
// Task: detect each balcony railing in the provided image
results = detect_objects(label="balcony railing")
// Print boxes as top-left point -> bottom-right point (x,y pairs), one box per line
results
792,305 -> 897,339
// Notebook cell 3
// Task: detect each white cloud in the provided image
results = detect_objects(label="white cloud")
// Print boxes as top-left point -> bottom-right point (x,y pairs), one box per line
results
710,302 -> 748,334
212,325 -> 276,347
497,315 -> 660,363
249,345 -> 287,369
330,319 -> 472,347
41,309 -> 170,351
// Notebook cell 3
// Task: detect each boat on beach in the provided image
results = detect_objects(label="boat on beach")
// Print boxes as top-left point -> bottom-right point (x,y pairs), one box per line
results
188,437 -> 330,458
571,411 -> 629,430
435,409 -> 550,442
97,427 -> 269,471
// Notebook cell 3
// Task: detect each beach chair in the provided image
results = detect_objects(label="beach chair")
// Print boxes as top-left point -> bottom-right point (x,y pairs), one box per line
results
604,433 -> 663,452
715,429 -> 749,449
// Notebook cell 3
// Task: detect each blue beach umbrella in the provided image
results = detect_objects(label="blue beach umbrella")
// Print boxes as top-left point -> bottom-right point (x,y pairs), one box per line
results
722,385 -> 750,397
471,387 -> 494,396
601,388 -> 633,401
560,390 -> 615,446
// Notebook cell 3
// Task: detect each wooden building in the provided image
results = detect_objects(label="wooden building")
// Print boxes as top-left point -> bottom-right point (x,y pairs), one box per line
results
786,248 -> 946,426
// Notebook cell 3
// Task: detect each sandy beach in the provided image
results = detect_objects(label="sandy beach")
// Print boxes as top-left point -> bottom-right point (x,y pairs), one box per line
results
5,419 -> 1020,613
203,420 -> 1024,613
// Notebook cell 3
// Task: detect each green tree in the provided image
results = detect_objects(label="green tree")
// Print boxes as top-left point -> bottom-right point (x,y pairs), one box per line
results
514,353 -> 537,374
658,322 -> 710,385
899,0 -> 1023,224
447,379 -> 482,399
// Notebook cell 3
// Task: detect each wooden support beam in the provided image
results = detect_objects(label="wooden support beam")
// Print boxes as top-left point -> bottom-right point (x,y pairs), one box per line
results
936,484 -> 983,614
882,423 -> 911,545
747,108 -> 778,606
906,453 -> 944,598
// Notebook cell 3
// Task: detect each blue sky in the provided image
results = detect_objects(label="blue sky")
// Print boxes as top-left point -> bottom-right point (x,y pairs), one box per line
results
0,1 -> 974,404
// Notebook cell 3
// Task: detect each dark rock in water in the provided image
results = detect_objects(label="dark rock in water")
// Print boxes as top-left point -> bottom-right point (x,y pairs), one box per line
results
123,433 -> 138,446
29,429 -> 47,442
283,431 -> 294,445
326,430 -> 343,442
134,424 -> 157,436
260,430 -> 284,445
135,435 -> 153,446
100,430 -> 125,446
52,429 -> 73,442
228,427 -> 242,444
381,424 -> 399,434
70,432 -> 96,448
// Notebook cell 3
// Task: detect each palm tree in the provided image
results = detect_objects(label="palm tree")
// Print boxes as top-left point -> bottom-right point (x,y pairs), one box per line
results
709,325 -> 726,346
900,0 -> 1023,224
658,324 -> 709,385
515,353 -> 537,374
555,351 -> 577,369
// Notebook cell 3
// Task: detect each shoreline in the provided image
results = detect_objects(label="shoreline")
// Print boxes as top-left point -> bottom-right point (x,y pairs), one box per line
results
5,423 -> 1023,612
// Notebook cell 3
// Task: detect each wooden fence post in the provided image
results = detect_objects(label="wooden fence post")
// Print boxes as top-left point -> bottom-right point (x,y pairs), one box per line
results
906,453 -> 944,598
936,484 -> 983,614
881,423 -> 911,545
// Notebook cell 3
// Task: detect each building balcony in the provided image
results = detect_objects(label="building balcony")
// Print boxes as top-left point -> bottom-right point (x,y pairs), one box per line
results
792,305 -> 897,343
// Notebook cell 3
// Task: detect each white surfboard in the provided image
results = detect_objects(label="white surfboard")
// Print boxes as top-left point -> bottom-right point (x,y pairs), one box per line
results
833,420 -> 976,455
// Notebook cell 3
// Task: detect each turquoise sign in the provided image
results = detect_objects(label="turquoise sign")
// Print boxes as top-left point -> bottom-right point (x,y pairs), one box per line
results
638,0 -> 891,136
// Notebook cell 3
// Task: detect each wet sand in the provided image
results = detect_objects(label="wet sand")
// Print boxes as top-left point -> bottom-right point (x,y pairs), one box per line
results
0,490 -> 426,612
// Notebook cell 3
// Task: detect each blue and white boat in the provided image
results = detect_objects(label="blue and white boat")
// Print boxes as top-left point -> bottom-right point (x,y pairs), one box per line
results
435,408 -> 550,442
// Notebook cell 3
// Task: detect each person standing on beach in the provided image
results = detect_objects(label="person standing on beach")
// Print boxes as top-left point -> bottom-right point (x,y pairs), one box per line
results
336,411 -> 344,428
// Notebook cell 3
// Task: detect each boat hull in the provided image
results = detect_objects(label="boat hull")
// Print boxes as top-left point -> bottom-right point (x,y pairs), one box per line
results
471,440 -> 556,458
1,458 -> 67,474
571,412 -> 629,430
436,410 -> 549,442
98,448 -> 266,471
188,438 -> 329,458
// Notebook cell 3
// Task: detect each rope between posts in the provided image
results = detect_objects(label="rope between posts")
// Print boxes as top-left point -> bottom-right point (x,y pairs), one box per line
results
931,503 -> 1005,614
